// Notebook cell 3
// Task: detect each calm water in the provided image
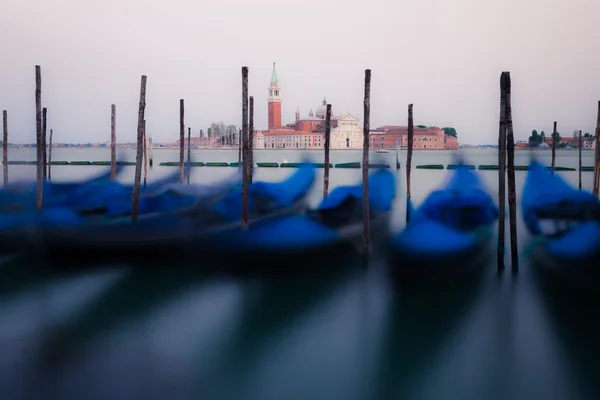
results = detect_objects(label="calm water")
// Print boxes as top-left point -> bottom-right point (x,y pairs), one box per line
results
0,148 -> 599,399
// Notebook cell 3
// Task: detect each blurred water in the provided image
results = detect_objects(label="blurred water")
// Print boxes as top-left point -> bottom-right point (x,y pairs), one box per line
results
0,148 -> 598,400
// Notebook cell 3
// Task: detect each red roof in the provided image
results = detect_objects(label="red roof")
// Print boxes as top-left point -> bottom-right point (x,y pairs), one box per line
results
263,129 -> 319,136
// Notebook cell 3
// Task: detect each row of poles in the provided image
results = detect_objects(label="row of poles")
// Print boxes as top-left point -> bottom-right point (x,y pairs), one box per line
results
1,67 -> 599,266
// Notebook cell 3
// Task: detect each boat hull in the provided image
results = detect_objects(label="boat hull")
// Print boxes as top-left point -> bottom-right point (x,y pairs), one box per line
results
388,221 -> 494,281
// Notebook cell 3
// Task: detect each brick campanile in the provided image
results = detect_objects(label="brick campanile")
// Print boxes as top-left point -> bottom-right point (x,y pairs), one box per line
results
267,62 -> 282,129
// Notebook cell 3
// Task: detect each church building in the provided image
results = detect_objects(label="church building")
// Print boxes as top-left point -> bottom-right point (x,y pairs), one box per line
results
253,63 -> 458,150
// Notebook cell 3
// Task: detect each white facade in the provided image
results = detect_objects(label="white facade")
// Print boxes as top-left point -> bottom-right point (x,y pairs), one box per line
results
330,114 -> 363,149
264,132 -> 324,149
252,130 -> 265,149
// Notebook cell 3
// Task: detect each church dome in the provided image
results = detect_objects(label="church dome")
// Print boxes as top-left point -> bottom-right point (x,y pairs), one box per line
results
316,97 -> 327,119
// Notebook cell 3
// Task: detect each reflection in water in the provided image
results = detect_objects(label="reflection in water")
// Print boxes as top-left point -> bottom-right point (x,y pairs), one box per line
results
534,269 -> 600,398
370,272 -> 484,399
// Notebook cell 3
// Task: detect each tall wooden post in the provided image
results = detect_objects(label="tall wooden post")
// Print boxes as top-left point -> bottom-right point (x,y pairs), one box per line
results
110,104 -> 116,180
35,65 -> 43,211
3,110 -> 7,185
248,96 -> 254,184
48,129 -> 52,181
579,130 -> 583,190
406,104 -> 414,223
497,72 -> 507,271
42,107 -> 47,180
131,75 -> 147,222
593,101 -> 600,198
238,129 -> 242,163
362,69 -> 371,259
504,72 -> 518,271
323,104 -> 332,198
187,127 -> 191,184
241,66 -> 250,230
551,121 -> 557,175
179,99 -> 185,184
143,120 -> 147,187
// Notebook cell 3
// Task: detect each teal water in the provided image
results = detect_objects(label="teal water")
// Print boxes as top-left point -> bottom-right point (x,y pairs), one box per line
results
0,148 -> 598,399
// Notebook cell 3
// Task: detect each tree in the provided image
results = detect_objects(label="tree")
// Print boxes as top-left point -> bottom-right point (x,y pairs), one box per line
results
584,132 -> 591,138
442,127 -> 457,137
416,125 -> 427,128
553,131 -> 562,142
540,131 -> 546,144
528,129 -> 540,148
226,125 -> 238,145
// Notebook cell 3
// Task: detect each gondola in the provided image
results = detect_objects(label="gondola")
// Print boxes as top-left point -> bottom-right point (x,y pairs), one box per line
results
205,168 -> 396,271
0,165 -> 196,254
29,164 -> 316,265
388,164 -> 498,281
522,160 -> 600,287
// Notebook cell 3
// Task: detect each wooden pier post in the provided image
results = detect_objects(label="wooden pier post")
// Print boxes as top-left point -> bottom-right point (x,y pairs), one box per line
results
48,129 -> 52,181
323,104 -> 332,198
406,104 -> 414,223
551,121 -> 557,175
179,99 -> 185,184
131,75 -> 147,222
504,72 -> 518,271
110,104 -> 116,180
241,66 -> 250,230
497,72 -> 508,271
143,120 -> 147,187
362,69 -> 371,260
42,107 -> 47,180
238,129 -> 242,163
593,101 -> 600,198
35,65 -> 43,211
579,130 -> 583,190
187,127 -> 191,184
3,110 -> 7,185
249,96 -> 254,184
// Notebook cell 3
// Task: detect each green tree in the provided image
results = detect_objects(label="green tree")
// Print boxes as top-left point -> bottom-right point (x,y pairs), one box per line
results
416,125 -> 427,128
528,129 -> 540,148
443,127 -> 457,137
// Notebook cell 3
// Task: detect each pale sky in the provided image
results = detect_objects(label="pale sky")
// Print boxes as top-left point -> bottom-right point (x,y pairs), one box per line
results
0,0 -> 598,145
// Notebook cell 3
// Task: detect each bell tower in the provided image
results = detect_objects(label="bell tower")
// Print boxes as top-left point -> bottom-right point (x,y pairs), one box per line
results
267,62 -> 282,129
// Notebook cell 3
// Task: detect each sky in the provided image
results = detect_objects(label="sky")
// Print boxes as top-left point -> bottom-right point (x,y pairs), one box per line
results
0,0 -> 598,145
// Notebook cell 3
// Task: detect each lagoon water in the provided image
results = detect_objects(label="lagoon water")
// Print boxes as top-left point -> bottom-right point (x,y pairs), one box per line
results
0,148 -> 599,399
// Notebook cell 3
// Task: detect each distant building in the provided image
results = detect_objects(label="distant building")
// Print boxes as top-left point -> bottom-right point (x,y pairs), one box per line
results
369,126 -> 457,150
252,63 -> 458,150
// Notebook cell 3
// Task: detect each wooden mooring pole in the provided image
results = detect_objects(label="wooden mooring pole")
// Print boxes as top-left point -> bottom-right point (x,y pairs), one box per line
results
497,72 -> 507,271
35,65 -> 43,211
323,104 -> 332,198
249,96 -> 254,184
504,72 -> 518,271
406,104 -> 414,223
110,104 -> 116,180
593,101 -> 600,198
42,107 -> 47,180
551,121 -> 557,175
241,66 -> 250,230
238,129 -> 242,164
187,127 -> 191,184
3,110 -> 7,185
362,69 -> 371,261
579,130 -> 582,190
179,99 -> 185,184
48,129 -> 52,181
131,75 -> 147,223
